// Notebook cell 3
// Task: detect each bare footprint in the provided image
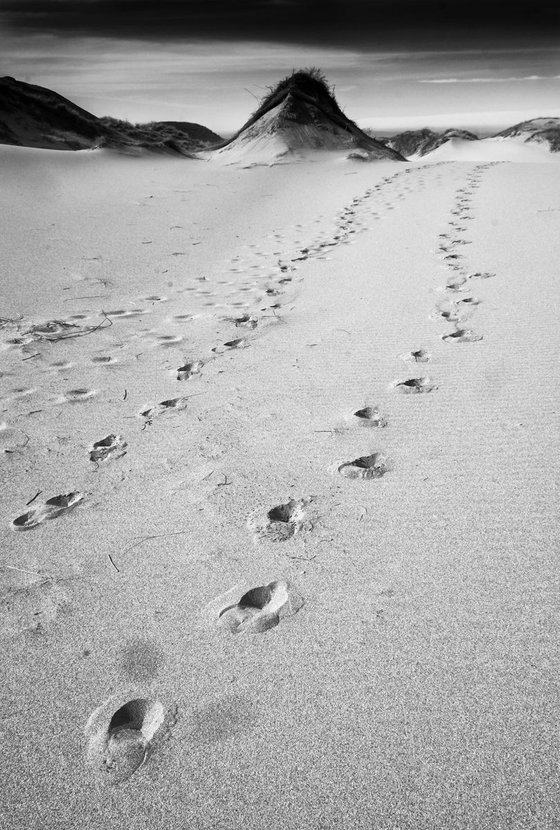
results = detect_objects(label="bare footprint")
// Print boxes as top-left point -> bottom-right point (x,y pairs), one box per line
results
12,491 -> 84,531
214,580 -> 304,634
338,453 -> 388,480
89,434 -> 127,463
85,696 -> 174,786
394,378 -> 436,394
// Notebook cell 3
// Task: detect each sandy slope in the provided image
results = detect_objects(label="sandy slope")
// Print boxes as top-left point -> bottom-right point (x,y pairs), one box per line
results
1,143 -> 559,829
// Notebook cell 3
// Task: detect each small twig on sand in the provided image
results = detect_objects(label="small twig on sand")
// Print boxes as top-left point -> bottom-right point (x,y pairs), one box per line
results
123,529 -> 190,555
123,389 -> 128,401
216,475 -> 232,487
22,353 -> 40,361
26,490 -> 42,506
2,565 -> 47,577
108,554 -> 120,573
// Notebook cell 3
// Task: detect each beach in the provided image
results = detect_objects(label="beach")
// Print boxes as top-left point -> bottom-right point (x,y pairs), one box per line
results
1,142 -> 559,829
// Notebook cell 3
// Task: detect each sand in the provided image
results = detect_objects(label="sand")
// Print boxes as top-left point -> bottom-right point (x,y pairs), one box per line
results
1,141 -> 559,829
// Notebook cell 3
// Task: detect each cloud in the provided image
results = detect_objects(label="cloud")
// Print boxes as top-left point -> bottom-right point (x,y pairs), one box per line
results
1,0 -> 558,49
420,74 -> 560,83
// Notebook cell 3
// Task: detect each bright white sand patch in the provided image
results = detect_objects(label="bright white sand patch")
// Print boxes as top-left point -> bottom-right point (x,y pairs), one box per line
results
422,135 -> 560,163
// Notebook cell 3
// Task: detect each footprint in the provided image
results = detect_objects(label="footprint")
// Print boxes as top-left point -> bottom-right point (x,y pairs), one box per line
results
85,696 -> 173,786
445,276 -> 468,291
214,580 -> 304,635
0,423 -> 29,453
432,303 -> 464,323
25,320 -> 79,341
91,356 -> 116,365
49,361 -> 75,371
0,575 -> 72,638
352,406 -> 388,427
60,389 -> 97,403
248,498 -> 311,542
139,397 -> 189,423
457,296 -> 480,308
176,361 -> 203,381
338,453 -> 388,480
401,348 -> 430,363
89,435 -> 127,463
211,338 -> 247,354
105,309 -> 147,318
12,491 -> 84,531
228,314 -> 258,330
468,271 -> 495,280
394,378 -> 436,394
155,334 -> 183,347
441,328 -> 483,343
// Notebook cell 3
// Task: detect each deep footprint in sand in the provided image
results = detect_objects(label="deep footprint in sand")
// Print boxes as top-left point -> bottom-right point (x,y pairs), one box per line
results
352,406 -> 388,427
248,498 -> 311,542
442,328 -> 483,343
85,696 -> 174,786
139,397 -> 189,423
176,361 -> 203,381
338,452 -> 388,480
89,434 -> 127,463
12,491 -> 84,531
394,377 -> 436,394
215,580 -> 304,634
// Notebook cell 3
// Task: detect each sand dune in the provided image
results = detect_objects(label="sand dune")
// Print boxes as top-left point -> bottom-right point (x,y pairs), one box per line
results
1,132 -> 559,829
418,135 -> 560,163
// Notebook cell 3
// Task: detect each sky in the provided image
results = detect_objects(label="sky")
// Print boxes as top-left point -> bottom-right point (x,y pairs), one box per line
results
1,0 -> 559,134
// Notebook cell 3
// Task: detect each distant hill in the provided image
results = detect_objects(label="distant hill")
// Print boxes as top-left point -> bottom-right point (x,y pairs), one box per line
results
494,118 -> 560,152
380,128 -> 479,159
213,69 -> 404,164
0,76 -> 222,154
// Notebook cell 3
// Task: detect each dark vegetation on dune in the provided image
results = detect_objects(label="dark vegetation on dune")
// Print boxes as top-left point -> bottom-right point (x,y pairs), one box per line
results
0,76 -> 222,154
215,68 -> 404,160
373,120 -> 560,157
377,128 -> 479,158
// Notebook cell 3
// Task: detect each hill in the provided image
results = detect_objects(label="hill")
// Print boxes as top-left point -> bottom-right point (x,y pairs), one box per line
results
213,69 -> 404,164
494,117 -> 560,152
0,76 -> 222,154
382,128 -> 479,159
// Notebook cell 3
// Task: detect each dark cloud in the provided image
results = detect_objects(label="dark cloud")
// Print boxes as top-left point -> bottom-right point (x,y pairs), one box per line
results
2,0 -> 559,48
